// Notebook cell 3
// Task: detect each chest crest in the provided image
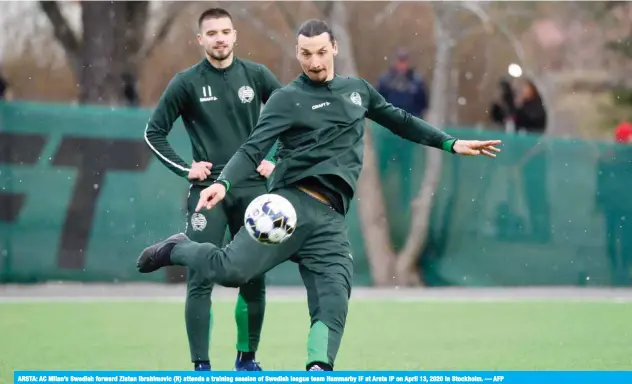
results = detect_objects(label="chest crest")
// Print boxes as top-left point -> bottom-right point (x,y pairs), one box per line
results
238,85 -> 255,103
349,91 -> 362,106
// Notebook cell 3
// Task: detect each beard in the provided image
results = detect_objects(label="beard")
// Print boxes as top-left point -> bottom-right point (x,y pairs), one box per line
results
307,69 -> 328,82
207,46 -> 233,62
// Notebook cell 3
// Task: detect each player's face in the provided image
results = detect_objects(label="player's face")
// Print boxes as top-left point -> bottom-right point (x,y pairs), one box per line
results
197,17 -> 236,62
296,33 -> 337,83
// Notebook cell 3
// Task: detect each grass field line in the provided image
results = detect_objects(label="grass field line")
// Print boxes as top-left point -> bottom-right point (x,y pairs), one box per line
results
1,283 -> 632,303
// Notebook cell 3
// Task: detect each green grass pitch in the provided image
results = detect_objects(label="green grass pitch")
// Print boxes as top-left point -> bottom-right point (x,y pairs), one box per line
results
1,299 -> 631,383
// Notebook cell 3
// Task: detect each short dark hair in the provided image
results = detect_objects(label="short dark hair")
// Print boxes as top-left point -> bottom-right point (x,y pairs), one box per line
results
198,8 -> 233,29
296,19 -> 335,45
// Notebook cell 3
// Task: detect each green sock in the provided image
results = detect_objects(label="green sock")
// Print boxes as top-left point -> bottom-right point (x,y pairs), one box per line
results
306,321 -> 330,366
235,294 -> 250,352
235,280 -> 266,353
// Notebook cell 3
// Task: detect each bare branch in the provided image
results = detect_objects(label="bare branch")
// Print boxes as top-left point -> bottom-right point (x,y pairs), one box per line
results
38,1 -> 80,58
454,23 -> 485,40
495,8 -> 536,19
459,2 -> 492,27
225,5 -> 294,57
477,29 -> 494,93
459,2 -> 527,67
276,2 -> 299,31
373,2 -> 402,25
459,1 -> 563,137
138,1 -> 187,61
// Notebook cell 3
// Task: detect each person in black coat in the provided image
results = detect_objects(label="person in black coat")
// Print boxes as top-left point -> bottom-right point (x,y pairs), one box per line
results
0,70 -> 9,100
491,78 -> 551,243
491,78 -> 547,133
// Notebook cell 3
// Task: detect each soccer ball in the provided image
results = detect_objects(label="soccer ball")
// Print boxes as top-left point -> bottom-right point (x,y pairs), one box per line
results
244,194 -> 297,244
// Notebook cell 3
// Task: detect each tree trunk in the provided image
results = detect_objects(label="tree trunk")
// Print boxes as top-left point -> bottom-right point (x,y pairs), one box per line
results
325,1 -> 458,287
78,1 -> 151,105
328,2 -> 356,76
119,1 -> 149,106
77,1 -> 121,105
356,125 -> 398,286
326,2 -> 401,285
393,3 -> 456,286
40,0 -> 178,106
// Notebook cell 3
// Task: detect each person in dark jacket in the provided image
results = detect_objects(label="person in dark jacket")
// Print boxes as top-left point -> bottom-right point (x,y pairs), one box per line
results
0,70 -> 10,100
491,78 -> 547,134
375,49 -> 429,206
377,49 -> 428,117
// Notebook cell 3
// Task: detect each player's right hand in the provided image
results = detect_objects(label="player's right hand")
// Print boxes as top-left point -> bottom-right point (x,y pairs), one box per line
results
195,183 -> 226,212
188,161 -> 212,181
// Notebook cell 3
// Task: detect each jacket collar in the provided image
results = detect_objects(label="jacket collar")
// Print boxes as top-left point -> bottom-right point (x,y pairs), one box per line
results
203,56 -> 239,74
298,72 -> 338,88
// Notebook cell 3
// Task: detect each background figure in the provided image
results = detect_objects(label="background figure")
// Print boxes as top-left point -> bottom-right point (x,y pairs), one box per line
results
121,72 -> 140,107
376,49 -> 429,208
376,49 -> 428,117
491,78 -> 550,243
490,78 -> 547,134
489,79 -> 516,132
513,78 -> 547,134
0,69 -> 11,101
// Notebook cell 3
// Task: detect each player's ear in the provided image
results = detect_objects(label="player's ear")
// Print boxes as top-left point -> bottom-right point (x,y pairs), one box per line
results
196,33 -> 203,46
295,45 -> 300,60
233,29 -> 237,42
332,41 -> 338,56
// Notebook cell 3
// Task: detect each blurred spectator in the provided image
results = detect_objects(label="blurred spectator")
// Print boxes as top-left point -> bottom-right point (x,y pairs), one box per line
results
492,77 -> 550,243
490,77 -> 547,134
376,48 -> 428,118
122,72 -> 140,107
0,69 -> 11,101
375,49 -> 428,207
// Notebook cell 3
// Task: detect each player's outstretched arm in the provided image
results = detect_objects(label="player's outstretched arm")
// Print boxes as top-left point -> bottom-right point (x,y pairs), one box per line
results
363,78 -> 454,151
363,78 -> 502,157
144,74 -> 193,179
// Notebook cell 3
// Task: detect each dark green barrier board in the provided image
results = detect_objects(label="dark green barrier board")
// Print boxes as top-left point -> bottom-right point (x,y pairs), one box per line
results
1,101 -> 630,286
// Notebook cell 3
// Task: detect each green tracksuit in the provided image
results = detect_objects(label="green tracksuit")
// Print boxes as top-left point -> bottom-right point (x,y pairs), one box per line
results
144,57 -> 281,363
170,73 -> 457,368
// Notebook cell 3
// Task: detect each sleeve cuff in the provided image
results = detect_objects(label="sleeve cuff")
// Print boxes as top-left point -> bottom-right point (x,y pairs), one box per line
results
214,179 -> 231,192
442,138 -> 457,153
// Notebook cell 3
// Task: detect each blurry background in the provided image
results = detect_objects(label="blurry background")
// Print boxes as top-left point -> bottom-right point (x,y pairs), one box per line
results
1,0 -> 632,288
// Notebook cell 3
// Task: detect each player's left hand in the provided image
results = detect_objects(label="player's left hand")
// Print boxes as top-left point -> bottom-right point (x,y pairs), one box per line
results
257,160 -> 275,178
453,140 -> 502,158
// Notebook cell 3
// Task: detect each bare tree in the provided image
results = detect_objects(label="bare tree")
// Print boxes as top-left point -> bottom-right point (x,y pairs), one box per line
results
259,0 -> 461,286
359,1 -> 533,286
353,2 -> 459,286
267,1 -> 407,285
39,1 -> 184,105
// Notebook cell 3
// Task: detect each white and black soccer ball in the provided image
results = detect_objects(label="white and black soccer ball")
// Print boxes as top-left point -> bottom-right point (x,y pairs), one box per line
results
244,194 -> 297,244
